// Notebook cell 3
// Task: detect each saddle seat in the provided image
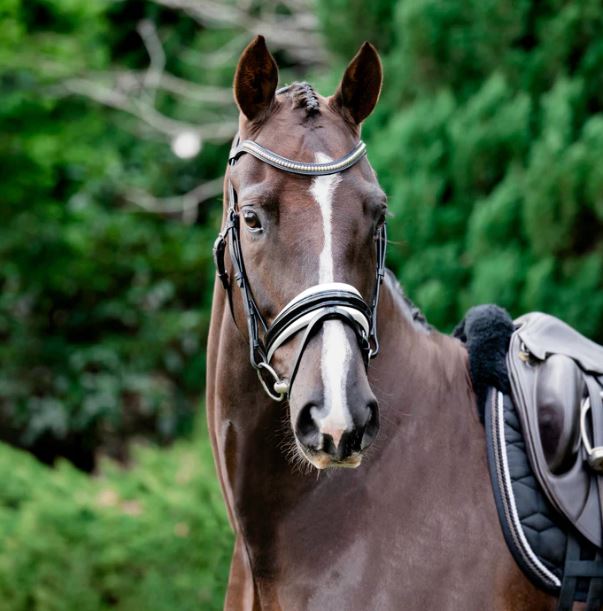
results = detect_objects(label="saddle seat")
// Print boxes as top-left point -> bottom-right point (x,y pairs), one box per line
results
508,312 -> 603,548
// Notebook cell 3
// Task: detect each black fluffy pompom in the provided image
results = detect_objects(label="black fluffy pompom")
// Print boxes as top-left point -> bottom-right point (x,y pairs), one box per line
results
454,305 -> 514,422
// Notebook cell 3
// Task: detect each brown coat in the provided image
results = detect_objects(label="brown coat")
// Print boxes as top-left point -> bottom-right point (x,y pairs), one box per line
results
206,36 -> 556,611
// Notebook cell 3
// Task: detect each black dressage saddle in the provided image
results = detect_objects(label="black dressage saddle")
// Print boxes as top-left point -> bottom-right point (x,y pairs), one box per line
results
458,307 -> 603,610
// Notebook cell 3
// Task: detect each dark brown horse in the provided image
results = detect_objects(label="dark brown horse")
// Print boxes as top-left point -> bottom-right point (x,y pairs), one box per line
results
206,36 -> 557,610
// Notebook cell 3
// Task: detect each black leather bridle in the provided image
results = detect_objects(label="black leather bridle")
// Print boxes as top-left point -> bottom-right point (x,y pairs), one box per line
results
213,135 -> 387,401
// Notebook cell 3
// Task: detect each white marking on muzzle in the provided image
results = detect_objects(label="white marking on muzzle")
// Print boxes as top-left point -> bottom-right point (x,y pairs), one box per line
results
310,153 -> 352,449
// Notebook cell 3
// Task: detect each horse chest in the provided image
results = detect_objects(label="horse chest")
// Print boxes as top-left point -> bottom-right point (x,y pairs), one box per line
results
250,442 -> 528,610
271,518 -> 532,611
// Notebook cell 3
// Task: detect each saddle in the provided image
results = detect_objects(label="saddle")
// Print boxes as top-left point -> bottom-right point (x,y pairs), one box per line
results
508,313 -> 603,549
459,307 -> 603,609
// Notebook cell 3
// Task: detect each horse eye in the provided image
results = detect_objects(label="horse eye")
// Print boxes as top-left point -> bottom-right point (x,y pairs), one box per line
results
376,211 -> 386,230
242,209 -> 262,232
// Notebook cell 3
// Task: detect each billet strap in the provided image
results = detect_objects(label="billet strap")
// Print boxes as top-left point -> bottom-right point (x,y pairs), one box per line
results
557,533 -> 603,611
585,549 -> 603,610
229,140 -> 367,176
557,532 -> 581,611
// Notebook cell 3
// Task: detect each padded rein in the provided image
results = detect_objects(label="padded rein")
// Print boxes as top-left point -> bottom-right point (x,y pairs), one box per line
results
213,134 -> 386,401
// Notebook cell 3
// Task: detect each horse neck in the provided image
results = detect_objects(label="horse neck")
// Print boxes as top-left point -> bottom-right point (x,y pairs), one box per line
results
206,271 -> 474,572
375,274 -> 474,430
206,280 -> 312,558
371,274 -> 477,467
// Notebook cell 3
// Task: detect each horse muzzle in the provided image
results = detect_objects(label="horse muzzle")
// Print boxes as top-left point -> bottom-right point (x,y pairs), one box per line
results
294,397 -> 379,468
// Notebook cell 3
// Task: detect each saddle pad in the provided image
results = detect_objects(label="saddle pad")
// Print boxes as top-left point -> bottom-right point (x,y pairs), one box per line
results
485,388 -> 565,594
485,386 -> 603,608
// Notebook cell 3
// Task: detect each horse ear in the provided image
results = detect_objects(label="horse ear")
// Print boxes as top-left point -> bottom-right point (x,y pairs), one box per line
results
234,35 -> 279,122
332,42 -> 382,125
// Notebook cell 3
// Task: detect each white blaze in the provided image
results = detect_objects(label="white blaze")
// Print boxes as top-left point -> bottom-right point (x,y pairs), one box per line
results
309,153 -> 352,448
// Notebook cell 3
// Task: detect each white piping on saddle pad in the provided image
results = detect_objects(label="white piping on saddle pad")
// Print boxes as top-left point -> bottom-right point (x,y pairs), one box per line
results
495,391 -> 561,588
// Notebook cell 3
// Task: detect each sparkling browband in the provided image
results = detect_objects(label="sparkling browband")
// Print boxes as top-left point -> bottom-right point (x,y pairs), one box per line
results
229,140 -> 367,176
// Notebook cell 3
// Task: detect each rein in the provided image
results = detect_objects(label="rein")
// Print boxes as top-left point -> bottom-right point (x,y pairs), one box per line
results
213,136 -> 387,401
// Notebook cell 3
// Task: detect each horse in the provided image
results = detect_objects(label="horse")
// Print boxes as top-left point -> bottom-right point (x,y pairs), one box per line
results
206,36 -> 557,610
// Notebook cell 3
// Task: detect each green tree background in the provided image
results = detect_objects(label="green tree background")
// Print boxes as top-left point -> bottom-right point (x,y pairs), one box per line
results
0,0 -> 602,608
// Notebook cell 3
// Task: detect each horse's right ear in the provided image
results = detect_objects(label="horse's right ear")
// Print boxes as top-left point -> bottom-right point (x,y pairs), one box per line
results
234,36 -> 278,122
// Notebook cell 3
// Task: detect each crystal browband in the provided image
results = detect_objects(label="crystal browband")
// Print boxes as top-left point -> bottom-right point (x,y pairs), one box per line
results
228,140 -> 367,176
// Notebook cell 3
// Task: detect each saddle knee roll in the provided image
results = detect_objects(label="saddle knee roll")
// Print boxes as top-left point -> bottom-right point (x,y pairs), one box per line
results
536,354 -> 584,474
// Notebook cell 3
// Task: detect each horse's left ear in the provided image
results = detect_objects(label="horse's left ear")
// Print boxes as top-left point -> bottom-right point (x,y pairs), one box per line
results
331,42 -> 382,125
234,35 -> 279,122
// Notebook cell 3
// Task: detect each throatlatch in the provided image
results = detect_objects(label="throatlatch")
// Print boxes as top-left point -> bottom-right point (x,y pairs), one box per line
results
213,135 -> 386,401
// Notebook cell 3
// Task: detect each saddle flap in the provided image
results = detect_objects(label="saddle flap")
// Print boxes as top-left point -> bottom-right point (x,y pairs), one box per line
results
536,354 -> 583,474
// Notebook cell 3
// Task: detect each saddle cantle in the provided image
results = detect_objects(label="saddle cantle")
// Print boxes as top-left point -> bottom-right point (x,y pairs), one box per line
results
507,312 -> 603,549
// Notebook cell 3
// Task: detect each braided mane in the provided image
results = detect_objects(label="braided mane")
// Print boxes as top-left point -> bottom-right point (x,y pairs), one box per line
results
277,82 -> 320,116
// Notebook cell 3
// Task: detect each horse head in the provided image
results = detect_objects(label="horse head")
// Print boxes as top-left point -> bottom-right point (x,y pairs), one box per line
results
222,36 -> 385,469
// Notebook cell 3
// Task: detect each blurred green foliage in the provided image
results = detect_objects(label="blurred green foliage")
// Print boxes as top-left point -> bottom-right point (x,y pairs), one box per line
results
330,0 -> 603,337
0,427 -> 232,610
0,0 -> 233,466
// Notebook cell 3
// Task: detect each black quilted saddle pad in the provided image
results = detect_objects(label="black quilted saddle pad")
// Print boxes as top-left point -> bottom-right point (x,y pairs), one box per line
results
485,387 -> 599,600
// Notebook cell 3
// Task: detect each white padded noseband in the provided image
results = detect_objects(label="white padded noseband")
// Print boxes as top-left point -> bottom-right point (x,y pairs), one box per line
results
266,283 -> 370,363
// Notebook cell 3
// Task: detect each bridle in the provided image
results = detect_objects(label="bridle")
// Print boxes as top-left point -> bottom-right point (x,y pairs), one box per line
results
213,134 -> 387,401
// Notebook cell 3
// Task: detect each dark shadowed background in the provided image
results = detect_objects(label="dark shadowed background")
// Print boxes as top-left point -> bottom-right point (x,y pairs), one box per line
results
1,0 -> 602,608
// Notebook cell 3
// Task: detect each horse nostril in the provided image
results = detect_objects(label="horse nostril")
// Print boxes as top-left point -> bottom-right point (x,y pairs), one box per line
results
296,400 -> 379,457
295,404 -> 321,449
361,400 -> 379,450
